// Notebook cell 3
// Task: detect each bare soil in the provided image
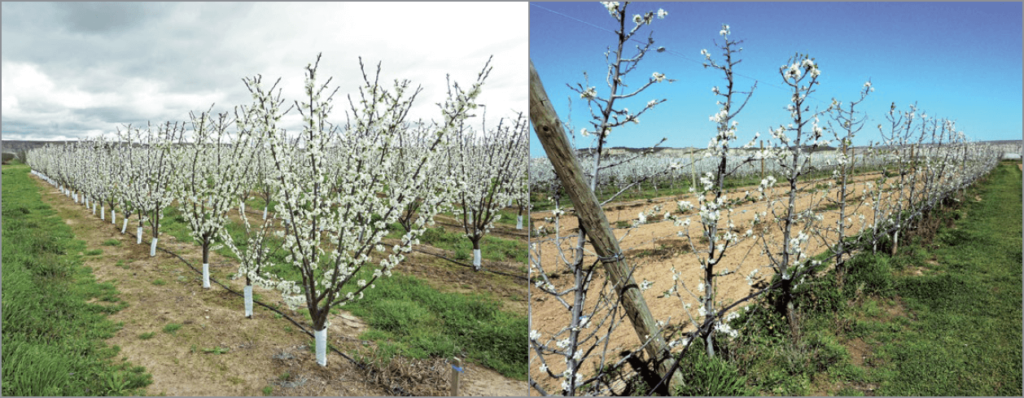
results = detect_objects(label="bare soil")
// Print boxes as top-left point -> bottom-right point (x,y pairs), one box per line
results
528,170 -> 936,393
30,174 -> 526,396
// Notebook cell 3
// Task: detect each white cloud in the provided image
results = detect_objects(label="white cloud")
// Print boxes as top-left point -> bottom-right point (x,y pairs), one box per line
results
1,2 -> 528,140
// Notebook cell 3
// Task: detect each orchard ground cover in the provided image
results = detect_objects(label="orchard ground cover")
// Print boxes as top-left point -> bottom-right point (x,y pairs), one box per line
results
529,161 -> 1021,395
11,164 -> 528,396
528,164 -> 969,393
670,160 -> 1022,396
2,162 -> 151,396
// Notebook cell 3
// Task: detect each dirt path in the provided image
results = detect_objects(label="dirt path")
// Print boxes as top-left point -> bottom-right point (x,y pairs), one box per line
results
29,174 -> 526,396
528,169 -> 942,393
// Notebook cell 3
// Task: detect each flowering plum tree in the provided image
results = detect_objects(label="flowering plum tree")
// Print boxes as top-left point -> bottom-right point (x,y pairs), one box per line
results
751,53 -> 831,339
171,108 -> 256,289
389,120 -> 451,234
251,54 -> 492,367
447,112 -> 528,270
664,24 -> 760,358
816,81 -> 874,289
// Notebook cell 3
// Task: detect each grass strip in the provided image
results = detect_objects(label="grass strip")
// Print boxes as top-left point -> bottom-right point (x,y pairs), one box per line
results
2,164 -> 152,396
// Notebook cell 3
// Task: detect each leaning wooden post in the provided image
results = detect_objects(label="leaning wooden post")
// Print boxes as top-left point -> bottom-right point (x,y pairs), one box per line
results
530,60 -> 683,392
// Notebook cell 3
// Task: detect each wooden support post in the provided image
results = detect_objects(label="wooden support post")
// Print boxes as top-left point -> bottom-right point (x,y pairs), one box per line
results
690,148 -> 696,190
530,60 -> 683,393
450,357 -> 461,396
840,140 -> 847,202
850,145 -> 856,172
760,140 -> 765,179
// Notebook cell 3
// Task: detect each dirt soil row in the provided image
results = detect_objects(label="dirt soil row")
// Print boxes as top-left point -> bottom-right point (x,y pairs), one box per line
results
28,173 -> 527,396
528,169 -> 942,393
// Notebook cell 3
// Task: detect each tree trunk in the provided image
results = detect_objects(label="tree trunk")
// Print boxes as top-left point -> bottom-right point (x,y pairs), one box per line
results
244,277 -> 253,318
311,308 -> 328,367
202,241 -> 211,289
472,238 -> 482,271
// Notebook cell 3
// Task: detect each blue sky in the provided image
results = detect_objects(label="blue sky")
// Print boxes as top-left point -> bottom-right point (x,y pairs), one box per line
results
530,2 -> 1022,157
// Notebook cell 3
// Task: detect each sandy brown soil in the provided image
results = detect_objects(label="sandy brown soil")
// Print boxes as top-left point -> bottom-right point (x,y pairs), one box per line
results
29,174 -> 526,396
528,170 -> 941,393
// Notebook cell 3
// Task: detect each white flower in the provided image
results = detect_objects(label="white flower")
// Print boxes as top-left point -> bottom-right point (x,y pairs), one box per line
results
657,8 -> 668,18
652,72 -> 666,82
601,1 -> 619,16
633,14 -> 643,24
529,330 -> 541,341
580,86 -> 597,100
580,128 -> 590,137
785,63 -> 802,80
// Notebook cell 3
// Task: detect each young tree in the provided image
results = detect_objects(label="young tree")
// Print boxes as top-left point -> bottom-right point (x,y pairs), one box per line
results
664,23 -> 760,358
817,81 -> 873,290
447,112 -> 528,270
754,53 -> 830,339
171,108 -> 255,289
389,120 -> 451,234
250,54 -> 491,367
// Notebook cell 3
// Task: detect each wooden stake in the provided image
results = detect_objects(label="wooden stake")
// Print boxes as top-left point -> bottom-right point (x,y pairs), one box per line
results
530,60 -> 683,393
760,140 -> 765,179
451,357 -> 461,396
851,145 -> 856,172
690,148 -> 696,189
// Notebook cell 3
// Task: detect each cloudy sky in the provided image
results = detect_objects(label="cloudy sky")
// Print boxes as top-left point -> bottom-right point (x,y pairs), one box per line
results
531,2 -> 1022,156
2,2 -> 528,141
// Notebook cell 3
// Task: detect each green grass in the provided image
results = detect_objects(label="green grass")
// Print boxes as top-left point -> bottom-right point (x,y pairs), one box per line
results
84,249 -> 103,256
162,323 -> 182,335
138,332 -> 156,340
345,274 -> 527,380
144,178 -> 529,380
151,279 -> 167,286
102,239 -> 122,247
1,164 -> 151,396
673,162 -> 1021,396
201,346 -> 230,355
409,226 -> 527,264
860,162 -> 1022,395
492,208 -> 524,227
